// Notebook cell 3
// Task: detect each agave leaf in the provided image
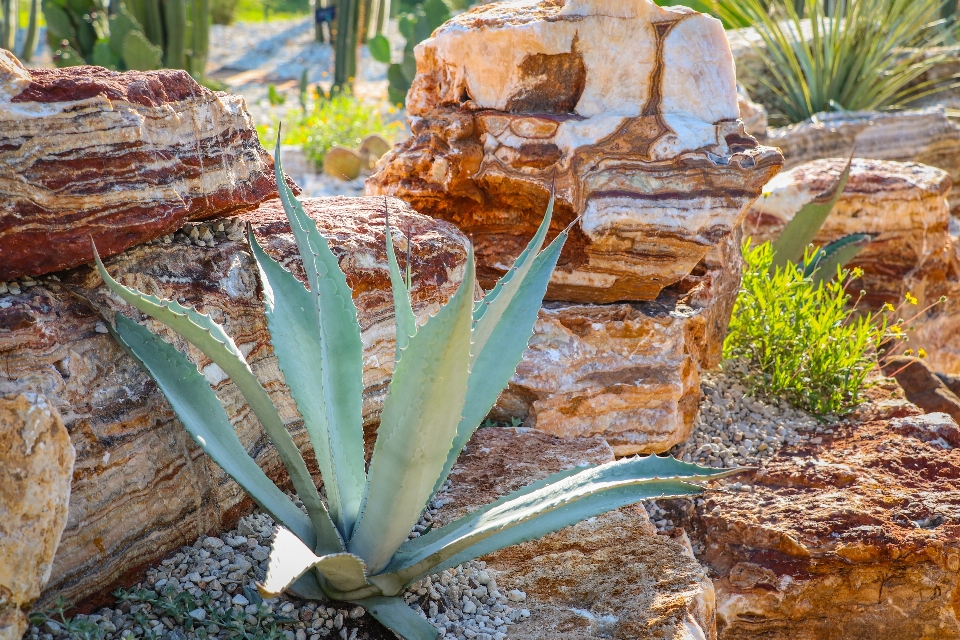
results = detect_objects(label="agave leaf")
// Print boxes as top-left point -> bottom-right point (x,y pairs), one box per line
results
270,140 -> 366,539
804,233 -> 874,284
248,227 -> 366,541
771,156 -> 852,269
349,252 -> 477,574
431,224 -> 569,497
260,528 -> 371,599
384,201 -> 417,358
93,244 -> 343,554
374,456 -> 739,593
349,596 -> 438,640
109,314 -> 317,549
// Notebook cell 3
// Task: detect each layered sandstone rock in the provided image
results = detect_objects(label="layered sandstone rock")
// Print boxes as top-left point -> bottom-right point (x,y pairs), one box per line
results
0,394 -> 75,640
675,397 -> 960,640
436,428 -> 717,640
0,50 -> 289,281
761,108 -> 960,214
367,0 -> 782,304
745,158 -> 960,374
492,228 -> 741,456
0,197 -> 469,608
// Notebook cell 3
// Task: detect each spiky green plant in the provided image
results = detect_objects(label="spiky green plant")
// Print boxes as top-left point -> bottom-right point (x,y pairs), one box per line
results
91,142 -> 736,639
717,0 -> 956,125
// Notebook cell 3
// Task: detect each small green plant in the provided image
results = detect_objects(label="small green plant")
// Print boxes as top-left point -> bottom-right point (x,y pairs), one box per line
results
29,597 -> 106,640
716,0 -> 957,125
257,92 -> 403,168
42,0 -> 210,76
368,0 -> 449,105
724,241 -> 890,416
266,83 -> 286,106
92,142 -> 736,639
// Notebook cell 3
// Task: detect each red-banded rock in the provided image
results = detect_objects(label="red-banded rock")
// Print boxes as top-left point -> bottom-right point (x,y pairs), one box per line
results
0,394 -> 75,640
366,0 -> 782,304
492,228 -> 741,456
0,197 -> 469,608
0,50 -> 290,281
745,158 -> 960,374
435,428 -> 717,640
674,399 -> 960,640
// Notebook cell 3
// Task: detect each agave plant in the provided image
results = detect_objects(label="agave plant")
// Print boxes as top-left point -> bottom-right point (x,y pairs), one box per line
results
91,142 -> 736,639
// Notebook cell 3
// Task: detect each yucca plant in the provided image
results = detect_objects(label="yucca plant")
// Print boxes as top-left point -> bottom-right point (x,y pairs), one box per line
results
91,142 -> 736,639
717,0 -> 956,125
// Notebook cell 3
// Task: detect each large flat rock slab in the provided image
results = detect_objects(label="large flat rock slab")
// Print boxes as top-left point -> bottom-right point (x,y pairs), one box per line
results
0,197 -> 469,609
0,51 -> 287,281
436,428 -> 717,640
367,0 -> 782,304
677,397 -> 960,640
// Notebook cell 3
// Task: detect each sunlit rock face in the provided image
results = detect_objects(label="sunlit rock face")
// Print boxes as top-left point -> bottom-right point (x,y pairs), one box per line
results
745,158 -> 960,374
367,0 -> 783,303
0,50 -> 288,281
0,197 -> 469,609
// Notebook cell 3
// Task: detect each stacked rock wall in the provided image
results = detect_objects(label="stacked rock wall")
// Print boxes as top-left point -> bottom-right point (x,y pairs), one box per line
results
368,0 -> 783,454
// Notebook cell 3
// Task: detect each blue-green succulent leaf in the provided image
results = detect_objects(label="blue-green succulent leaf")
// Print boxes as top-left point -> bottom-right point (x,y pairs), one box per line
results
348,252 -> 477,574
93,242 -> 342,554
248,221 -> 366,542
109,314 -> 316,549
803,233 -> 873,284
259,528 -> 370,599
349,596 -> 438,640
384,200 -> 417,358
375,456 -> 740,592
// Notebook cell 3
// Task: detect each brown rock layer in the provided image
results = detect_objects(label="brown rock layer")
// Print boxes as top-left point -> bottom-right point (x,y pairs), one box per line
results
760,108 -> 960,214
492,228 -> 741,456
436,428 -> 717,640
677,398 -> 960,640
745,158 -> 960,374
0,394 -> 75,640
0,197 -> 469,608
367,0 -> 782,304
0,51 -> 290,281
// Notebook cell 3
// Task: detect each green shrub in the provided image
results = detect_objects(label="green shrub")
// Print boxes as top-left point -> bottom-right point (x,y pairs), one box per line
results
716,0 -> 956,125
724,241 -> 890,416
257,92 -> 403,168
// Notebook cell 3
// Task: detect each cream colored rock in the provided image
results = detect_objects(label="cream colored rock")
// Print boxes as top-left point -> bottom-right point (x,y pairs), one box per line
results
0,394 -> 75,640
745,158 -> 960,374
738,91 -> 767,137
762,108 -> 960,214
493,228 -> 740,456
0,197 -> 470,608
435,428 -> 717,640
368,0 -> 782,303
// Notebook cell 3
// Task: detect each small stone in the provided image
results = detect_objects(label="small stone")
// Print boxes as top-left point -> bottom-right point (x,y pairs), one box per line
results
348,606 -> 364,619
506,590 -> 525,602
94,321 -> 109,334
231,594 -> 249,606
188,608 -> 206,621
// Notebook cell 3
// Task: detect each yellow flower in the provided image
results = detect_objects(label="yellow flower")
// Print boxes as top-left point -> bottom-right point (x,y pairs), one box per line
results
905,292 -> 918,305
904,349 -> 914,356
852,267 -> 864,279
890,325 -> 904,336
882,303 -> 895,313
919,348 -> 928,359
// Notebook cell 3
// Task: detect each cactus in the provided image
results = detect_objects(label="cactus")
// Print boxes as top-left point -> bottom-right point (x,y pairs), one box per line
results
334,0 -> 359,89
369,0 -> 450,105
92,141 -> 741,639
41,0 -> 211,78
0,0 -> 16,53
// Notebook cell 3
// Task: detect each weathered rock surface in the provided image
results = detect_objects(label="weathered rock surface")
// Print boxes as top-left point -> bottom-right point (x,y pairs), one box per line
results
0,197 -> 469,608
436,428 -> 717,640
882,356 -> 960,425
491,227 -> 741,456
761,108 -> 960,214
367,0 -> 782,303
745,158 -> 960,374
0,50 -> 289,281
0,394 -> 75,640
677,398 -> 960,640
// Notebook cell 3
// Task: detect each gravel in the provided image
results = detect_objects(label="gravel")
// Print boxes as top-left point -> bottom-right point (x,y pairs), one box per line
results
27,490 -> 528,640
